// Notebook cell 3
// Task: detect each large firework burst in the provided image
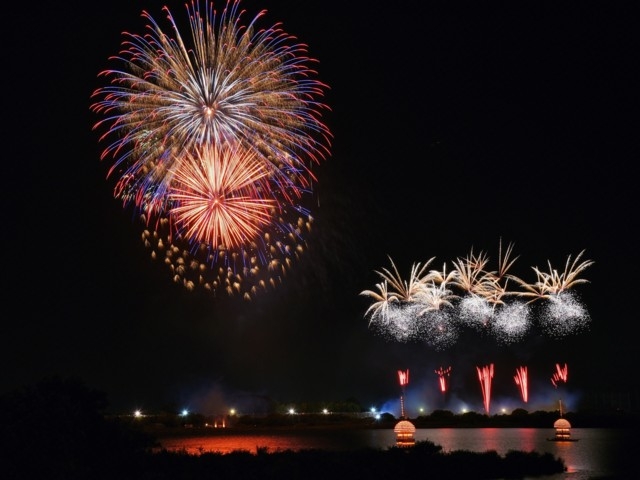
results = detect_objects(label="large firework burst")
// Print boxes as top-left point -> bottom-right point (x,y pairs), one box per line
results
91,0 -> 331,212
91,0 -> 331,298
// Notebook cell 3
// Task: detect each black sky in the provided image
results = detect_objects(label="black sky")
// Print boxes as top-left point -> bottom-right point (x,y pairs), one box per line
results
3,0 -> 639,415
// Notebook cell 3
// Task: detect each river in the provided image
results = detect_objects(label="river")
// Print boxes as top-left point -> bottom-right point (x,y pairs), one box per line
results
157,427 -> 634,479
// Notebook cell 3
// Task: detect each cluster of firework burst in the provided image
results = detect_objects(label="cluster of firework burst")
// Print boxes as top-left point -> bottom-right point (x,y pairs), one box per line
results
360,240 -> 594,348
91,1 -> 331,299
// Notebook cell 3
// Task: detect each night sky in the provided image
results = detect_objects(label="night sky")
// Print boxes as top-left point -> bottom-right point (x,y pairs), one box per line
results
4,0 -> 638,416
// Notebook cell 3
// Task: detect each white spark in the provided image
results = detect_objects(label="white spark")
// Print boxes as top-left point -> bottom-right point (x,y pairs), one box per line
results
539,291 -> 590,337
492,301 -> 531,344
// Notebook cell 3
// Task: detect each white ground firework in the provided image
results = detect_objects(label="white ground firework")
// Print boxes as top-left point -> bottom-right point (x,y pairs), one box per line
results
491,301 -> 531,344
415,308 -> 459,350
362,243 -> 593,348
369,302 -> 422,342
458,295 -> 494,329
538,291 -> 590,337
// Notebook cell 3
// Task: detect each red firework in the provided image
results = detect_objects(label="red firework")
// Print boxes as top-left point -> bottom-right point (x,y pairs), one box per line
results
397,369 -> 409,418
398,369 -> 410,387
514,366 -> 528,403
435,366 -> 452,393
551,363 -> 568,388
476,364 -> 494,415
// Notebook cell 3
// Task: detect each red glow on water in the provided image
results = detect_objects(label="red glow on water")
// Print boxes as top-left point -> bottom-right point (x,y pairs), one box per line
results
477,364 -> 494,415
514,366 -> 528,403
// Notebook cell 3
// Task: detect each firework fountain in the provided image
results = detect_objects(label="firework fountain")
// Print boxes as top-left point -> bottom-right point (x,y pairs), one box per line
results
397,369 -> 409,419
548,363 -> 576,441
514,366 -> 528,403
551,363 -> 568,388
435,366 -> 451,408
394,369 -> 416,447
551,362 -> 569,413
476,364 -> 494,415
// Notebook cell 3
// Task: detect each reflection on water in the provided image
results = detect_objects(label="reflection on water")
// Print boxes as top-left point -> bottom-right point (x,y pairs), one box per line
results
158,428 -> 634,479
418,428 -> 634,479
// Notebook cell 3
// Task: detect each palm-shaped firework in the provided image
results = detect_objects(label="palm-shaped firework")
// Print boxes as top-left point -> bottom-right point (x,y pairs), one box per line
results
513,250 -> 594,302
450,248 -> 492,296
376,256 -> 437,302
360,280 -> 397,326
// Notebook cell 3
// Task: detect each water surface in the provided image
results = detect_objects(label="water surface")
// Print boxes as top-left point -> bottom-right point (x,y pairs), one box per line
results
158,428 -> 633,479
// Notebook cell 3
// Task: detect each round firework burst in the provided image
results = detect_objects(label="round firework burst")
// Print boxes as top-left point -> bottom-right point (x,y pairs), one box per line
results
167,142 -> 276,250
91,0 -> 331,216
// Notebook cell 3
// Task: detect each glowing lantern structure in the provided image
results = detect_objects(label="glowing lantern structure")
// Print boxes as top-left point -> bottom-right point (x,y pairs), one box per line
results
552,418 -> 572,440
547,400 -> 579,442
394,419 -> 416,447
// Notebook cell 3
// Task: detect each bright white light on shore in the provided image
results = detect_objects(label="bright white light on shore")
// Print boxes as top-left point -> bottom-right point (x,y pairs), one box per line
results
370,407 -> 376,413
289,408 -> 295,414
230,409 -> 236,416
322,408 -> 328,414
181,409 -> 189,416
134,410 -> 142,417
